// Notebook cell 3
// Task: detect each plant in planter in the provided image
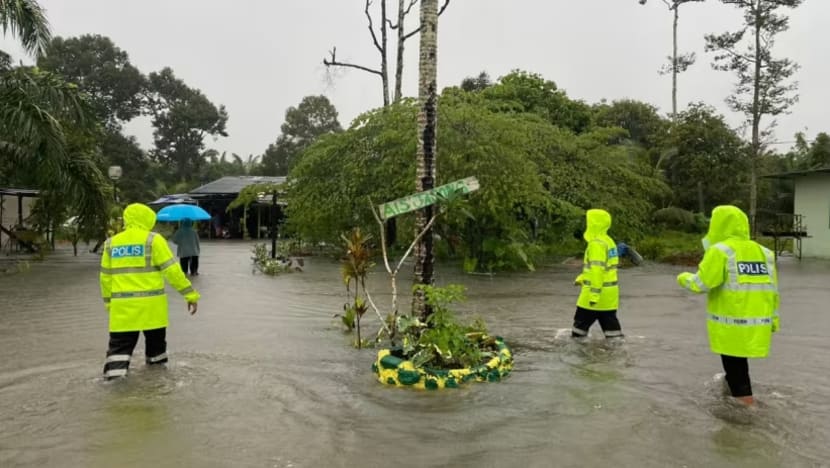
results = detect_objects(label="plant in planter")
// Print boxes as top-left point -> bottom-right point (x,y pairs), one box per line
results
250,243 -> 303,275
371,284 -> 512,390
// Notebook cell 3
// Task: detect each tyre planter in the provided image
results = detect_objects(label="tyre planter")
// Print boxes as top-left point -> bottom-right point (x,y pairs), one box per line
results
371,336 -> 512,390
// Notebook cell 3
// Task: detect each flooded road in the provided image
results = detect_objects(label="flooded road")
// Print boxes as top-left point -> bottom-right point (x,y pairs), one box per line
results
2,241 -> 830,468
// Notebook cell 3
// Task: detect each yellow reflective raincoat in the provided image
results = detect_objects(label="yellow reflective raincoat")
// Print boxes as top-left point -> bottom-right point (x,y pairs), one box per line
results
677,205 -> 779,358
100,204 -> 200,332
575,209 -> 620,311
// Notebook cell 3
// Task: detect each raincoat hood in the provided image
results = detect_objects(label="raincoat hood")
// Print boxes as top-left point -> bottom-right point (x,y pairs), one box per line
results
123,203 -> 157,231
702,205 -> 749,249
583,209 -> 612,241
181,219 -> 193,229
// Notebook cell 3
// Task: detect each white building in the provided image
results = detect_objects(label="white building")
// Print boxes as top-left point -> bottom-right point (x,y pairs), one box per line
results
767,168 -> 830,259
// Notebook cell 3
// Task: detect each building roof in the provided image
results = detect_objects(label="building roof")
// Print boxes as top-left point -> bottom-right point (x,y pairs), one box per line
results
189,176 -> 286,195
147,194 -> 198,206
0,187 -> 39,197
763,167 -> 830,179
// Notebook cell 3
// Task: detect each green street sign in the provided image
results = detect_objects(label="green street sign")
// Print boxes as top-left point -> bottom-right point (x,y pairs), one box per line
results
379,177 -> 480,220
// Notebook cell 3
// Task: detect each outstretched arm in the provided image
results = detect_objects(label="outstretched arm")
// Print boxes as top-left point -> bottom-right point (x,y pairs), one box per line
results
677,248 -> 726,294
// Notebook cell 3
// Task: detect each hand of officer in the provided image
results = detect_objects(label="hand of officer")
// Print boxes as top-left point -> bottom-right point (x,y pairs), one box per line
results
676,272 -> 692,288
188,302 -> 198,315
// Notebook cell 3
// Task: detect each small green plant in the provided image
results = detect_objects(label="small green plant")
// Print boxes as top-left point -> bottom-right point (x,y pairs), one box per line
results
397,284 -> 494,370
250,243 -> 302,275
340,227 -> 375,348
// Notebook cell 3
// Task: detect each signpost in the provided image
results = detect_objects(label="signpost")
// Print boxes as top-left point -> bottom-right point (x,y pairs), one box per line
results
378,176 -> 479,220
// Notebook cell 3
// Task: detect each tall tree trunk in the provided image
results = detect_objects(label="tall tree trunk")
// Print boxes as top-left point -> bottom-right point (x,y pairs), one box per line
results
394,0 -> 406,101
671,5 -> 679,120
413,0 -> 438,320
380,0 -> 390,106
750,0 -> 763,236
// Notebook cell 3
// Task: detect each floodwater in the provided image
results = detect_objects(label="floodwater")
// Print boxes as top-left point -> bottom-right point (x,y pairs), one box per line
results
1,242 -> 830,468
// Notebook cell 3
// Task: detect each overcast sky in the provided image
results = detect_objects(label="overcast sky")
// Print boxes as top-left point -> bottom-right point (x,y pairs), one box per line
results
1,0 -> 826,157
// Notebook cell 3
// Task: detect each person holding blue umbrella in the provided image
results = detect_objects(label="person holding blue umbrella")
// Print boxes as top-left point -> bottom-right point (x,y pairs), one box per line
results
172,219 -> 200,276
158,204 -> 210,276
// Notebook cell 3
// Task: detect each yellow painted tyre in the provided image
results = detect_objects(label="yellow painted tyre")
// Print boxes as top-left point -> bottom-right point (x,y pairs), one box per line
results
371,336 -> 513,390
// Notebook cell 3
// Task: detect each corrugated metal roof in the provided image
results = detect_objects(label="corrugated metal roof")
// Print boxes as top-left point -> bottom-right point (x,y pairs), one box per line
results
763,167 -> 830,179
189,176 -> 286,194
0,187 -> 39,197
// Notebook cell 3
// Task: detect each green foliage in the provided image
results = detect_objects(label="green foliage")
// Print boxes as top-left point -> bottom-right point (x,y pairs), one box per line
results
398,284 -> 492,370
652,207 -> 706,233
257,95 -> 343,176
287,80 -> 669,271
145,67 -> 228,182
38,34 -> 146,129
339,227 -> 375,347
480,70 -> 593,133
0,66 -> 111,235
661,103 -> 749,212
460,71 -> 492,93
636,230 -> 702,265
250,243 -> 301,275
228,182 -> 284,211
0,0 -> 51,58
593,99 -> 669,149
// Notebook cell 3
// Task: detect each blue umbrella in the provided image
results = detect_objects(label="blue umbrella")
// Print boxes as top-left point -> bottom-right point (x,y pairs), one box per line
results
156,204 -> 211,222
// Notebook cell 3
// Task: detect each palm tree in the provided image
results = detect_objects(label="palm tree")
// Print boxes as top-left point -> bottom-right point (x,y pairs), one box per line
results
0,0 -> 109,231
0,0 -> 51,57
412,0 -> 438,319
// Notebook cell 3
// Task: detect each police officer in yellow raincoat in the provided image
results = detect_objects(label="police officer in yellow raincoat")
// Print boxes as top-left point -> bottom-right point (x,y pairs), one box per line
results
572,209 -> 623,339
677,205 -> 779,405
100,203 -> 201,380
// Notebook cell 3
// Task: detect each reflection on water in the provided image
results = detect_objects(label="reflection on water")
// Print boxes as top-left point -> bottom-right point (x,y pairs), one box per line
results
1,244 -> 829,467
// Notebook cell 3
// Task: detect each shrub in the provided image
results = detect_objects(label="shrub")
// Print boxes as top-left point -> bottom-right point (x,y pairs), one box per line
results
652,207 -> 704,233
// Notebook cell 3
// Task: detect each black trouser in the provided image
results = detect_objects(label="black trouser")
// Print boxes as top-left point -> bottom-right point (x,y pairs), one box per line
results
180,256 -> 199,275
103,328 -> 168,380
571,306 -> 623,338
721,354 -> 752,397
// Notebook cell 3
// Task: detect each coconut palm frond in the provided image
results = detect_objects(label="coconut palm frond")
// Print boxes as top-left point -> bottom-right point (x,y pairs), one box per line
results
0,0 -> 51,58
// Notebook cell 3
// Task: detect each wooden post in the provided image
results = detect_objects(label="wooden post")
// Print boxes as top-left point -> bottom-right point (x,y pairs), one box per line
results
270,191 -> 278,259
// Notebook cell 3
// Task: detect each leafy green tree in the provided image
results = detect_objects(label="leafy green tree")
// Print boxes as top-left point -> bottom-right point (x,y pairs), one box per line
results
38,34 -> 146,129
144,67 -> 228,183
806,133 -> 830,169
592,99 -> 669,148
481,70 -> 593,133
288,89 -> 668,271
460,71 -> 492,93
258,95 -> 342,176
661,103 -> 749,212
705,0 -> 803,228
100,131 -> 154,203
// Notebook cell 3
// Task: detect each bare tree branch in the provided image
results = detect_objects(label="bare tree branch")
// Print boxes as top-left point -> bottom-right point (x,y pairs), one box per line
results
402,0 -> 449,41
365,0 -> 384,54
388,0 -> 418,29
323,47 -> 383,77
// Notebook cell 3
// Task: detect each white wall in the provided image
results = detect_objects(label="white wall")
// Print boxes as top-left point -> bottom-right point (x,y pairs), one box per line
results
794,174 -> 830,258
